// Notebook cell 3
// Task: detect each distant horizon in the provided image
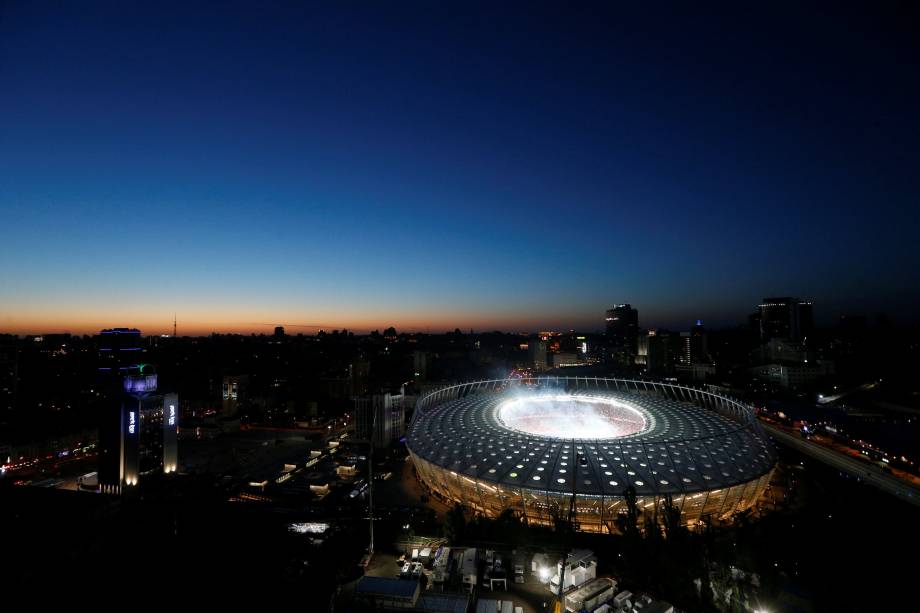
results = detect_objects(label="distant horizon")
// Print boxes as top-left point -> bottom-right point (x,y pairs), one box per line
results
1,306 -> 909,338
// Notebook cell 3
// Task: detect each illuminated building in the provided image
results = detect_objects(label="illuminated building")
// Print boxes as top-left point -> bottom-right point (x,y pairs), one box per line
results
605,305 -> 639,366
680,320 -> 708,367
96,327 -> 143,362
221,374 -> 249,416
749,361 -> 834,390
637,329 -> 678,374
97,329 -> 178,494
677,320 -> 712,381
552,352 -> 580,368
355,390 -> 406,448
408,378 -> 775,532
758,297 -> 814,342
528,339 -> 547,371
0,343 -> 16,414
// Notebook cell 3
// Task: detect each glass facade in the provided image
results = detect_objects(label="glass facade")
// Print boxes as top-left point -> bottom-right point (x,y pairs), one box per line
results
410,452 -> 772,532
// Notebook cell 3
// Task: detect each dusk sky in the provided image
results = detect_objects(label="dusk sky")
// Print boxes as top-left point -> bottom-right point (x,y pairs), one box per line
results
2,2 -> 918,336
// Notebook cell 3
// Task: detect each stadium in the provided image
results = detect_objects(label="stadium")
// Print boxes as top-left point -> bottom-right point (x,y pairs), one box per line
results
407,377 -> 776,532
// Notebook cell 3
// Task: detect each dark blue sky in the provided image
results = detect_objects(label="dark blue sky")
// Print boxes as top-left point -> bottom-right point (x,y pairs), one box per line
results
1,2 -> 918,334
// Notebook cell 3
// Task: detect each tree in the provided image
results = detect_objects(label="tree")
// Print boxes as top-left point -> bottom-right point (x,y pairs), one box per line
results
661,494 -> 685,542
494,508 -> 522,545
616,486 -> 641,541
443,503 -> 466,544
615,486 -> 646,585
644,509 -> 663,543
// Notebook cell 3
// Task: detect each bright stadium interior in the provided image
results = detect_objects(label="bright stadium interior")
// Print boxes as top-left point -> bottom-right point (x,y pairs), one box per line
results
497,394 -> 649,440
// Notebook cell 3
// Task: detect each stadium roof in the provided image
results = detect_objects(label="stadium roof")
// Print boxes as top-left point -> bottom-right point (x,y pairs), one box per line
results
407,387 -> 774,497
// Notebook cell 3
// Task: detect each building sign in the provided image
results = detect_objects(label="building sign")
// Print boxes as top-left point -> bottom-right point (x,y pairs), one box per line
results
168,404 -> 176,427
128,411 -> 136,435
124,374 -> 158,393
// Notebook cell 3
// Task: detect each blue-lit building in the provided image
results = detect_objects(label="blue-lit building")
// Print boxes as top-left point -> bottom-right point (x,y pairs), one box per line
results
97,329 -> 178,494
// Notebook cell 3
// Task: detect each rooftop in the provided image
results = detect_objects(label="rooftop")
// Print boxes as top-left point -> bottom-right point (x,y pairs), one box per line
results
355,576 -> 420,600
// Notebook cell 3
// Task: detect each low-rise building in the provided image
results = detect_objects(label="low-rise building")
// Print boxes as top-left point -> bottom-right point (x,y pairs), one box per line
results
564,577 -> 616,612
354,576 -> 420,609
550,549 -> 597,592
612,590 -> 632,610
461,548 -> 478,591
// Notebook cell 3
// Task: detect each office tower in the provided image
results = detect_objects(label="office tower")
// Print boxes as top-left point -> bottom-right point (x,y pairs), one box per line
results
638,329 -> 678,374
412,350 -> 429,381
221,374 -> 249,416
758,297 -> 814,342
529,339 -> 547,371
355,391 -> 405,448
97,329 -> 178,494
681,320 -> 709,366
0,344 -> 16,414
97,327 -> 144,369
605,304 -> 639,366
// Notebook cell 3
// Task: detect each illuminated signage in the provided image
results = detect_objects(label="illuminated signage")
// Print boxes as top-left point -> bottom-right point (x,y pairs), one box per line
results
128,411 -> 136,435
168,404 -> 176,427
124,374 -> 157,393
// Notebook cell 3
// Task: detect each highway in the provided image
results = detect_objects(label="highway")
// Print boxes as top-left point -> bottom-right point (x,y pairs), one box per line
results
763,422 -> 920,507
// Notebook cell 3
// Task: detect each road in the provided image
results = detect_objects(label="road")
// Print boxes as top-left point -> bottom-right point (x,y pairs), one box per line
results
815,381 -> 877,405
763,422 -> 920,507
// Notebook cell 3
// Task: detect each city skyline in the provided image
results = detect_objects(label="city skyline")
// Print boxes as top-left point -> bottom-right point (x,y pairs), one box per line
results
0,297 -> 897,338
0,291 -> 902,337
3,3 -> 919,335
3,4 -> 919,608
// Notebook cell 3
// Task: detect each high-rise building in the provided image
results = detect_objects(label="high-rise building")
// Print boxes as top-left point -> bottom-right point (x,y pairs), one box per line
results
97,329 -> 178,494
605,304 -> 639,366
758,298 -> 814,342
97,328 -> 144,371
221,374 -> 249,417
354,391 -> 405,448
529,339 -> 547,371
680,320 -> 709,367
349,360 -> 371,397
0,344 -> 17,414
412,350 -> 429,381
637,329 -> 678,375
99,365 -> 179,493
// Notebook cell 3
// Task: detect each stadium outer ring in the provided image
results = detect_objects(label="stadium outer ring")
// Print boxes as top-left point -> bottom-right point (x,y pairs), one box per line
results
406,377 -> 776,532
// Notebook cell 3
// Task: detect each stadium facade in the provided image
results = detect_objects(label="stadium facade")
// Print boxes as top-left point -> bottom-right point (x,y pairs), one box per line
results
407,377 -> 775,532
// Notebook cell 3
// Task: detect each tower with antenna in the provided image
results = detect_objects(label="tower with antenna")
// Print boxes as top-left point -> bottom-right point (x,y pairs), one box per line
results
173,313 -> 177,338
